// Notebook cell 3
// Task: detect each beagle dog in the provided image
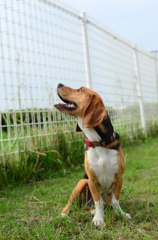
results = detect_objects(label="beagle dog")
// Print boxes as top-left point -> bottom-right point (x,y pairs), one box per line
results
54,83 -> 131,226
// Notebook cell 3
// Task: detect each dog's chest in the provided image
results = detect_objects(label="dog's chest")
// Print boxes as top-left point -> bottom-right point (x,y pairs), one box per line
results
87,147 -> 119,191
77,117 -> 119,191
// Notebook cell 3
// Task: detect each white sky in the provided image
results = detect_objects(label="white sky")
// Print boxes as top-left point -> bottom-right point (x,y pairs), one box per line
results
64,0 -> 158,53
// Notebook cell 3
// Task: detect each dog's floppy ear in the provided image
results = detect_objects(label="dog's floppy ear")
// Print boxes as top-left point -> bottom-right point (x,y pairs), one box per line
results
76,123 -> 82,132
83,94 -> 105,128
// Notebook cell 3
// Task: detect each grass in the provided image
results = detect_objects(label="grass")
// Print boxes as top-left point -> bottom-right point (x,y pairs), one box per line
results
0,137 -> 158,239
0,131 -> 85,188
1,119 -> 158,188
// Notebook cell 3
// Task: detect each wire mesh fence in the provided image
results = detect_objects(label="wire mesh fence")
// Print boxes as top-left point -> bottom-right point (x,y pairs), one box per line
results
0,0 -> 158,162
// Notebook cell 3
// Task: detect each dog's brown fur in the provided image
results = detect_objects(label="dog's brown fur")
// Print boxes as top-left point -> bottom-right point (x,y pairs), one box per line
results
54,84 -> 126,220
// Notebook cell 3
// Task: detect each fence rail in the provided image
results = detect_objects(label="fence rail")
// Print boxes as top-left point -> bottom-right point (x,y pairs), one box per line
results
0,0 -> 158,161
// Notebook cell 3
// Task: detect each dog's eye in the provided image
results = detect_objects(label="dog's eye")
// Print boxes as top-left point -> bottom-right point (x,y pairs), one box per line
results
78,88 -> 82,92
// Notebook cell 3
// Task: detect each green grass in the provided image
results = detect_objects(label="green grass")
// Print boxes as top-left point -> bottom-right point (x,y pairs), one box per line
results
0,137 -> 158,239
1,119 -> 158,188
0,131 -> 85,188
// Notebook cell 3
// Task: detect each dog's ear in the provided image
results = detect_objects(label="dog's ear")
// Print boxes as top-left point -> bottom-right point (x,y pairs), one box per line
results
76,123 -> 82,132
83,94 -> 105,128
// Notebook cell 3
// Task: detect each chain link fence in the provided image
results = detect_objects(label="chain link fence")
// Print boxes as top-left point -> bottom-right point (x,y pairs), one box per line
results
0,0 -> 158,162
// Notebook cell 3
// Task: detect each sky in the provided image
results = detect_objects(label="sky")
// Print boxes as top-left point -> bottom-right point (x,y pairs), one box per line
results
64,0 -> 158,53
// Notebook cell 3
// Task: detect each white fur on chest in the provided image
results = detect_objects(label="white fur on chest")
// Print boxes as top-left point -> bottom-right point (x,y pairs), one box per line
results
87,147 -> 118,191
77,117 -> 119,191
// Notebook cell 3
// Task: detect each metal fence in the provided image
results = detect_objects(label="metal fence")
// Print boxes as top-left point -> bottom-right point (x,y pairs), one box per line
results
0,0 -> 158,161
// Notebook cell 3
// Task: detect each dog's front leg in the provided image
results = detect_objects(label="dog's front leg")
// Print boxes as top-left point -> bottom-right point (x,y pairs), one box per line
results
88,179 -> 104,226
112,177 -> 131,219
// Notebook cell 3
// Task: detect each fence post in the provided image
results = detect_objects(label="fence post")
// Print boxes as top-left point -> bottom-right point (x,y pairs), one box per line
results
154,57 -> 158,104
133,44 -> 147,135
81,12 -> 92,89
0,111 -> 6,174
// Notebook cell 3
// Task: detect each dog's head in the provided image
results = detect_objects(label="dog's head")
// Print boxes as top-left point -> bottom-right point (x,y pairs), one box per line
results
54,83 -> 106,130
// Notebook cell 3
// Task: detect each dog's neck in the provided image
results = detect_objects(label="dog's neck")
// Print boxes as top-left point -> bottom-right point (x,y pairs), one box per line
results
77,115 -> 114,142
94,115 -> 114,140
77,117 -> 101,142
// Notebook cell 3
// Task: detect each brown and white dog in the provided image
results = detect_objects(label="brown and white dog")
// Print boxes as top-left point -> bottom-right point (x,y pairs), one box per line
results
54,83 -> 131,226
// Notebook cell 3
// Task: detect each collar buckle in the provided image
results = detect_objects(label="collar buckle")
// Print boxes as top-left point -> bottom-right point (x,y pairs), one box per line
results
99,139 -> 106,147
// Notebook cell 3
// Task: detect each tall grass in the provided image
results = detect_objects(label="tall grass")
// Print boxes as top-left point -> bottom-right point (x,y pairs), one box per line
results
0,130 -> 85,189
0,119 -> 158,189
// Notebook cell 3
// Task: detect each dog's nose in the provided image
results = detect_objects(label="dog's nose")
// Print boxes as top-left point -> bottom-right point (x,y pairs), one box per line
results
58,83 -> 64,88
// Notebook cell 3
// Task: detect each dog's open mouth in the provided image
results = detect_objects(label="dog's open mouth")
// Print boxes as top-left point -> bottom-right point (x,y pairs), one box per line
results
54,94 -> 77,111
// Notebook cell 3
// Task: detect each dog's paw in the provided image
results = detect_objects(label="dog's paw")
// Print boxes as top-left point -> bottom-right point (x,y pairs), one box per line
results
125,213 -> 131,220
92,212 -> 104,226
61,212 -> 67,218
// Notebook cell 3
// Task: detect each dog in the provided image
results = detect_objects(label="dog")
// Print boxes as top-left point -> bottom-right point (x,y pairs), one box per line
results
54,83 -> 131,226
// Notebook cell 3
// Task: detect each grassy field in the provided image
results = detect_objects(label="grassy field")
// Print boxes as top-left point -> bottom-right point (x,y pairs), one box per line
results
0,137 -> 158,239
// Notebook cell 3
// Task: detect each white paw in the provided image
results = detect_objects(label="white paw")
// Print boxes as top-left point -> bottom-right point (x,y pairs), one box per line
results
126,213 -> 131,219
92,212 -> 104,226
61,212 -> 66,217
90,209 -> 96,215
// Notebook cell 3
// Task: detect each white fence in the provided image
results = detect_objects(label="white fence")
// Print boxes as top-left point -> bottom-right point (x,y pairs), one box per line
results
0,0 -> 158,160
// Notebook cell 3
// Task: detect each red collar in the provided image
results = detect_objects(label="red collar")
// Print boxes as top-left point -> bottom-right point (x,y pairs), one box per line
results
85,137 -> 93,147
85,132 -> 117,148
